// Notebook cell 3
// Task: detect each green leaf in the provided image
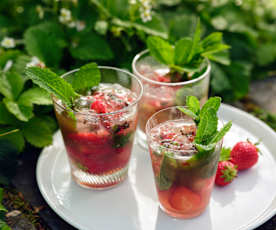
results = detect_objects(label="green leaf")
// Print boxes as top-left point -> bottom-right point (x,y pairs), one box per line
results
211,121 -> 232,144
24,22 -> 67,67
219,147 -> 231,162
0,103 -> 17,125
200,97 -> 221,119
177,107 -> 198,120
18,87 -> 52,107
203,50 -> 230,66
72,63 -> 101,91
194,143 -> 216,160
0,127 -> 25,152
70,31 -> 113,61
195,107 -> 218,145
256,43 -> 276,67
174,38 -> 192,66
39,115 -> 57,133
22,117 -> 54,148
186,96 -> 200,115
147,36 -> 174,65
113,132 -> 132,148
201,32 -> 223,50
3,98 -> 33,122
187,19 -> 201,63
210,63 -> 231,94
0,50 -> 21,69
0,71 -> 24,100
25,67 -> 78,107
157,151 -> 177,190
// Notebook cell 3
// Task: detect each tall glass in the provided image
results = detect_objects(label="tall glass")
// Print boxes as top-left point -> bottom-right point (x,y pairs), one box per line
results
146,107 -> 222,218
132,50 -> 211,148
53,67 -> 143,189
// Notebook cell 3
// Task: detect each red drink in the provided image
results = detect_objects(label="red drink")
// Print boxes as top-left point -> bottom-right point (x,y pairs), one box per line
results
146,108 -> 222,218
53,68 -> 142,189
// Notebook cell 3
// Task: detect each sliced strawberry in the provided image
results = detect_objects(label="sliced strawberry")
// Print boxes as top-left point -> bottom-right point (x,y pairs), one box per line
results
169,186 -> 201,213
191,176 -> 215,193
91,100 -> 107,114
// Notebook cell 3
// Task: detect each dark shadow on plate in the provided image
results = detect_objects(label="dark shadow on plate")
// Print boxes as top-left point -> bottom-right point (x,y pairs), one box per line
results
154,206 -> 212,230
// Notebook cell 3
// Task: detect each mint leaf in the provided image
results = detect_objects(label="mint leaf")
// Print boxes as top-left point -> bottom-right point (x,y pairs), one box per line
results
174,37 -> 192,65
18,87 -> 52,106
0,188 -> 7,212
0,102 -> 17,125
219,147 -> 231,162
177,107 -> 198,120
200,97 -> 221,119
22,117 -> 54,148
0,127 -> 25,152
113,132 -> 132,148
186,95 -> 200,115
3,98 -> 33,122
25,67 -> 78,107
146,36 -> 174,65
72,63 -> 101,92
206,50 -> 230,65
194,143 -> 216,159
157,151 -> 177,190
211,121 -> 232,144
0,71 -> 24,100
195,107 -> 218,144
187,19 -> 201,63
201,32 -> 223,51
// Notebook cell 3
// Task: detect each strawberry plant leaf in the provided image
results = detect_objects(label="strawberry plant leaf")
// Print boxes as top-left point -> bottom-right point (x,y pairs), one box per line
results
219,147 -> 231,162
22,117 -> 54,148
0,102 -> 17,125
3,98 -> 33,122
72,62 -> 101,92
18,87 -> 52,107
0,127 -> 25,152
0,50 -> 21,69
0,71 -> 24,100
147,36 -> 174,65
24,22 -> 67,67
25,67 -> 78,107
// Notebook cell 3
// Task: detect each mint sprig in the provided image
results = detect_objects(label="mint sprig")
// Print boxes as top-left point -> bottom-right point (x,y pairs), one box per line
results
24,62 -> 101,108
178,96 -> 232,158
146,19 -> 230,79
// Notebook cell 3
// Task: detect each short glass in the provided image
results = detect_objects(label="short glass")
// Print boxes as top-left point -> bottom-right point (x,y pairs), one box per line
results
146,106 -> 222,219
132,50 -> 211,148
53,67 -> 143,189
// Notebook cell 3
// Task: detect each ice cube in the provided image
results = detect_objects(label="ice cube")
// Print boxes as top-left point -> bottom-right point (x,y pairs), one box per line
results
73,96 -> 94,110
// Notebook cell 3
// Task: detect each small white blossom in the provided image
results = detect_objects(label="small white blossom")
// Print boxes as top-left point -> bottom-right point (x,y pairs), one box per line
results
59,8 -> 72,24
211,16 -> 228,30
94,20 -> 108,35
3,60 -> 13,72
1,37 -> 16,49
129,0 -> 137,4
68,21 -> 76,28
76,21 -> 86,31
139,0 -> 153,22
26,57 -> 45,68
36,5 -> 44,19
140,8 -> 152,22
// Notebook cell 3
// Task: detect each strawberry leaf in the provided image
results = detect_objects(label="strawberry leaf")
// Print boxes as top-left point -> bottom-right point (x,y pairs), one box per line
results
219,147 -> 231,162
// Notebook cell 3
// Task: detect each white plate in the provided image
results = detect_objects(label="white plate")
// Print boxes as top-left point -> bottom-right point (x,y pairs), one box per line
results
36,104 -> 276,230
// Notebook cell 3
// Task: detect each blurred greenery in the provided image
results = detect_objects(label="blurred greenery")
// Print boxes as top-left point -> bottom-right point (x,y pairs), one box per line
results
0,0 -> 275,177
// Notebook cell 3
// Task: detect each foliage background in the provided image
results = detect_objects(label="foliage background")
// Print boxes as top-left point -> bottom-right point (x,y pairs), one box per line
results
0,0 -> 275,182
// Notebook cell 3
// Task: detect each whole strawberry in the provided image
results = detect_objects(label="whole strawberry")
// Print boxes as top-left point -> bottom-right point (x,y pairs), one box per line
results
215,161 -> 237,186
230,141 -> 259,170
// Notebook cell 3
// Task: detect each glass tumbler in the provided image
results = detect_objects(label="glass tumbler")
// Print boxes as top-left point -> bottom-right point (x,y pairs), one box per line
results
146,106 -> 222,218
132,50 -> 211,148
53,67 -> 143,189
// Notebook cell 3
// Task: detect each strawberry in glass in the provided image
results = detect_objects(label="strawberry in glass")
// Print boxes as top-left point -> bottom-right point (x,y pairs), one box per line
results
25,64 -> 143,189
146,96 -> 232,218
132,19 -> 230,148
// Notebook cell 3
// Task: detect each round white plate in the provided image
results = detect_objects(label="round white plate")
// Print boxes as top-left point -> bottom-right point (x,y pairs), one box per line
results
37,104 -> 276,230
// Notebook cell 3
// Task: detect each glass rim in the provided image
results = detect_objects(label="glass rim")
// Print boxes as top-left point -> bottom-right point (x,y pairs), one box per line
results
145,105 -> 223,155
132,49 -> 211,86
53,66 -> 143,116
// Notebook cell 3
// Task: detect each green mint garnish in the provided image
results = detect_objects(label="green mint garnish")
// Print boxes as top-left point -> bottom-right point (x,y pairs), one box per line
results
157,151 -> 177,191
24,62 -> 101,108
72,62 -> 101,92
113,132 -> 132,148
178,96 -> 232,159
219,147 -> 231,162
146,19 -> 230,79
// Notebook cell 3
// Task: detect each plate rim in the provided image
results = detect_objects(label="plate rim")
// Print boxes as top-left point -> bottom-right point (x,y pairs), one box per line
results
36,103 -> 276,230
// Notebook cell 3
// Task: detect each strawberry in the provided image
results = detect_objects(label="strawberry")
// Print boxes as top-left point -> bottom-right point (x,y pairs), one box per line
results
230,141 -> 259,170
91,100 -> 107,113
169,186 -> 201,212
215,161 -> 237,186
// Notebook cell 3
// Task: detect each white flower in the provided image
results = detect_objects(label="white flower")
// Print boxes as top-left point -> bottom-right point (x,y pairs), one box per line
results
3,60 -> 13,72
94,20 -> 108,35
76,21 -> 86,31
59,8 -> 72,24
36,5 -> 44,19
26,57 -> 45,68
129,0 -> 137,4
138,0 -> 152,22
68,21 -> 76,28
1,37 -> 16,48
140,9 -> 152,22
211,16 -> 228,30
